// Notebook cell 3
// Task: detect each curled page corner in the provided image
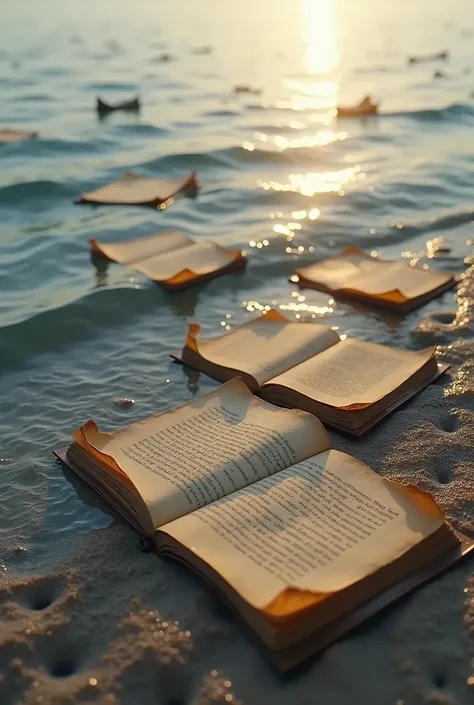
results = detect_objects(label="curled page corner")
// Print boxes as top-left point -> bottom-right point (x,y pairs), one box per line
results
262,585 -> 330,621
162,267 -> 201,287
73,421 -> 134,486
339,286 -> 409,302
382,478 -> 447,521
342,245 -> 366,256
261,308 -> 290,323
185,323 -> 201,352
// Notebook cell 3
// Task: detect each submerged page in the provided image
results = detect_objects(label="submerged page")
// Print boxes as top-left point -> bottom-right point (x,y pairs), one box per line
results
80,379 -> 329,528
161,450 -> 445,610
93,231 -> 194,265
268,338 -> 435,407
298,255 -> 451,299
191,311 -> 340,385
133,241 -> 237,281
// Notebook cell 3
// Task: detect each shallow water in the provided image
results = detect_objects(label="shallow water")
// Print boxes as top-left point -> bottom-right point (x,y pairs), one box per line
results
1,0 -> 474,698
1,0 -> 473,544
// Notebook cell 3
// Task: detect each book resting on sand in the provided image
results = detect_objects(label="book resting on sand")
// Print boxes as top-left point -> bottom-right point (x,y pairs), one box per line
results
54,379 -> 472,672
292,247 -> 456,312
90,230 -> 247,291
172,309 -> 447,435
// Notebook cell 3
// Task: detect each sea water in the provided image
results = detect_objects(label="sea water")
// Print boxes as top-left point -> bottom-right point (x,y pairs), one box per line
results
0,0 -> 473,584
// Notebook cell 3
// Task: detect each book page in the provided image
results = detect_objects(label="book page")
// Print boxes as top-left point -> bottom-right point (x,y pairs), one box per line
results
298,255 -> 451,299
133,241 -> 238,282
82,171 -> 192,204
80,379 -> 329,528
266,338 -> 435,407
297,254 -> 374,290
348,261 -> 452,298
92,231 -> 194,265
190,311 -> 340,385
160,450 -> 445,610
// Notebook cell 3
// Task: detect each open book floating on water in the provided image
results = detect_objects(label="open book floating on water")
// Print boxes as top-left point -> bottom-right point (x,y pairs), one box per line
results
75,170 -> 199,208
408,50 -> 449,65
0,128 -> 38,144
97,96 -> 140,115
90,230 -> 247,291
172,309 -> 447,435
54,378 -> 473,672
292,247 -> 457,313
336,96 -> 378,117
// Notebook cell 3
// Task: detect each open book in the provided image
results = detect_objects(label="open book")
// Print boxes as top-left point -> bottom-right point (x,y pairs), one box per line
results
0,128 -> 38,144
90,230 -> 247,291
97,96 -> 140,115
292,247 -> 456,312
54,379 -> 472,672
76,170 -> 198,208
172,309 -> 446,435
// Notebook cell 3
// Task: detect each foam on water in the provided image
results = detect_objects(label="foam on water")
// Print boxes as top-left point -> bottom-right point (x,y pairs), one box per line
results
1,0 -> 474,703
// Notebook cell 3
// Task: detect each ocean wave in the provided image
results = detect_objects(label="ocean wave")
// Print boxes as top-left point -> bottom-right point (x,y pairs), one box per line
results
386,102 -> 474,122
0,137 -> 114,156
0,285 -> 159,373
109,123 -> 170,136
84,82 -> 140,91
138,150 -> 238,172
0,180 -> 72,206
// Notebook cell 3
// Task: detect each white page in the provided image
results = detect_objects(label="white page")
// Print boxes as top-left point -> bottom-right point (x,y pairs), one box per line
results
93,231 -> 194,265
80,379 -> 329,527
298,255 -> 452,299
269,338 -> 434,407
349,260 -> 452,298
133,241 -> 237,281
298,254 -> 372,290
161,450 -> 444,609
83,171 -> 191,204
193,313 -> 340,385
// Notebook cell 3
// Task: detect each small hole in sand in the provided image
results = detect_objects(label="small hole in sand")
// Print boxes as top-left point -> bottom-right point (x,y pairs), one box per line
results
433,673 -> 447,688
51,661 -> 76,678
436,414 -> 458,433
431,311 -> 456,325
436,465 -> 452,485
14,576 -> 65,612
31,595 -> 53,611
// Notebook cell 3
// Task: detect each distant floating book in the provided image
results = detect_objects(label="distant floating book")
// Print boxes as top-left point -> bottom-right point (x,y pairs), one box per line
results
76,170 -> 198,208
292,247 -> 456,312
173,309 -> 446,435
54,378 -> 472,672
96,96 -> 140,115
90,230 -> 247,291
336,96 -> 378,117
0,129 -> 38,144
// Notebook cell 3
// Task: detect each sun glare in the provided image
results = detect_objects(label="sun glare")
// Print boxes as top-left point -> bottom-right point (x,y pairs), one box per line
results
301,0 -> 338,76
